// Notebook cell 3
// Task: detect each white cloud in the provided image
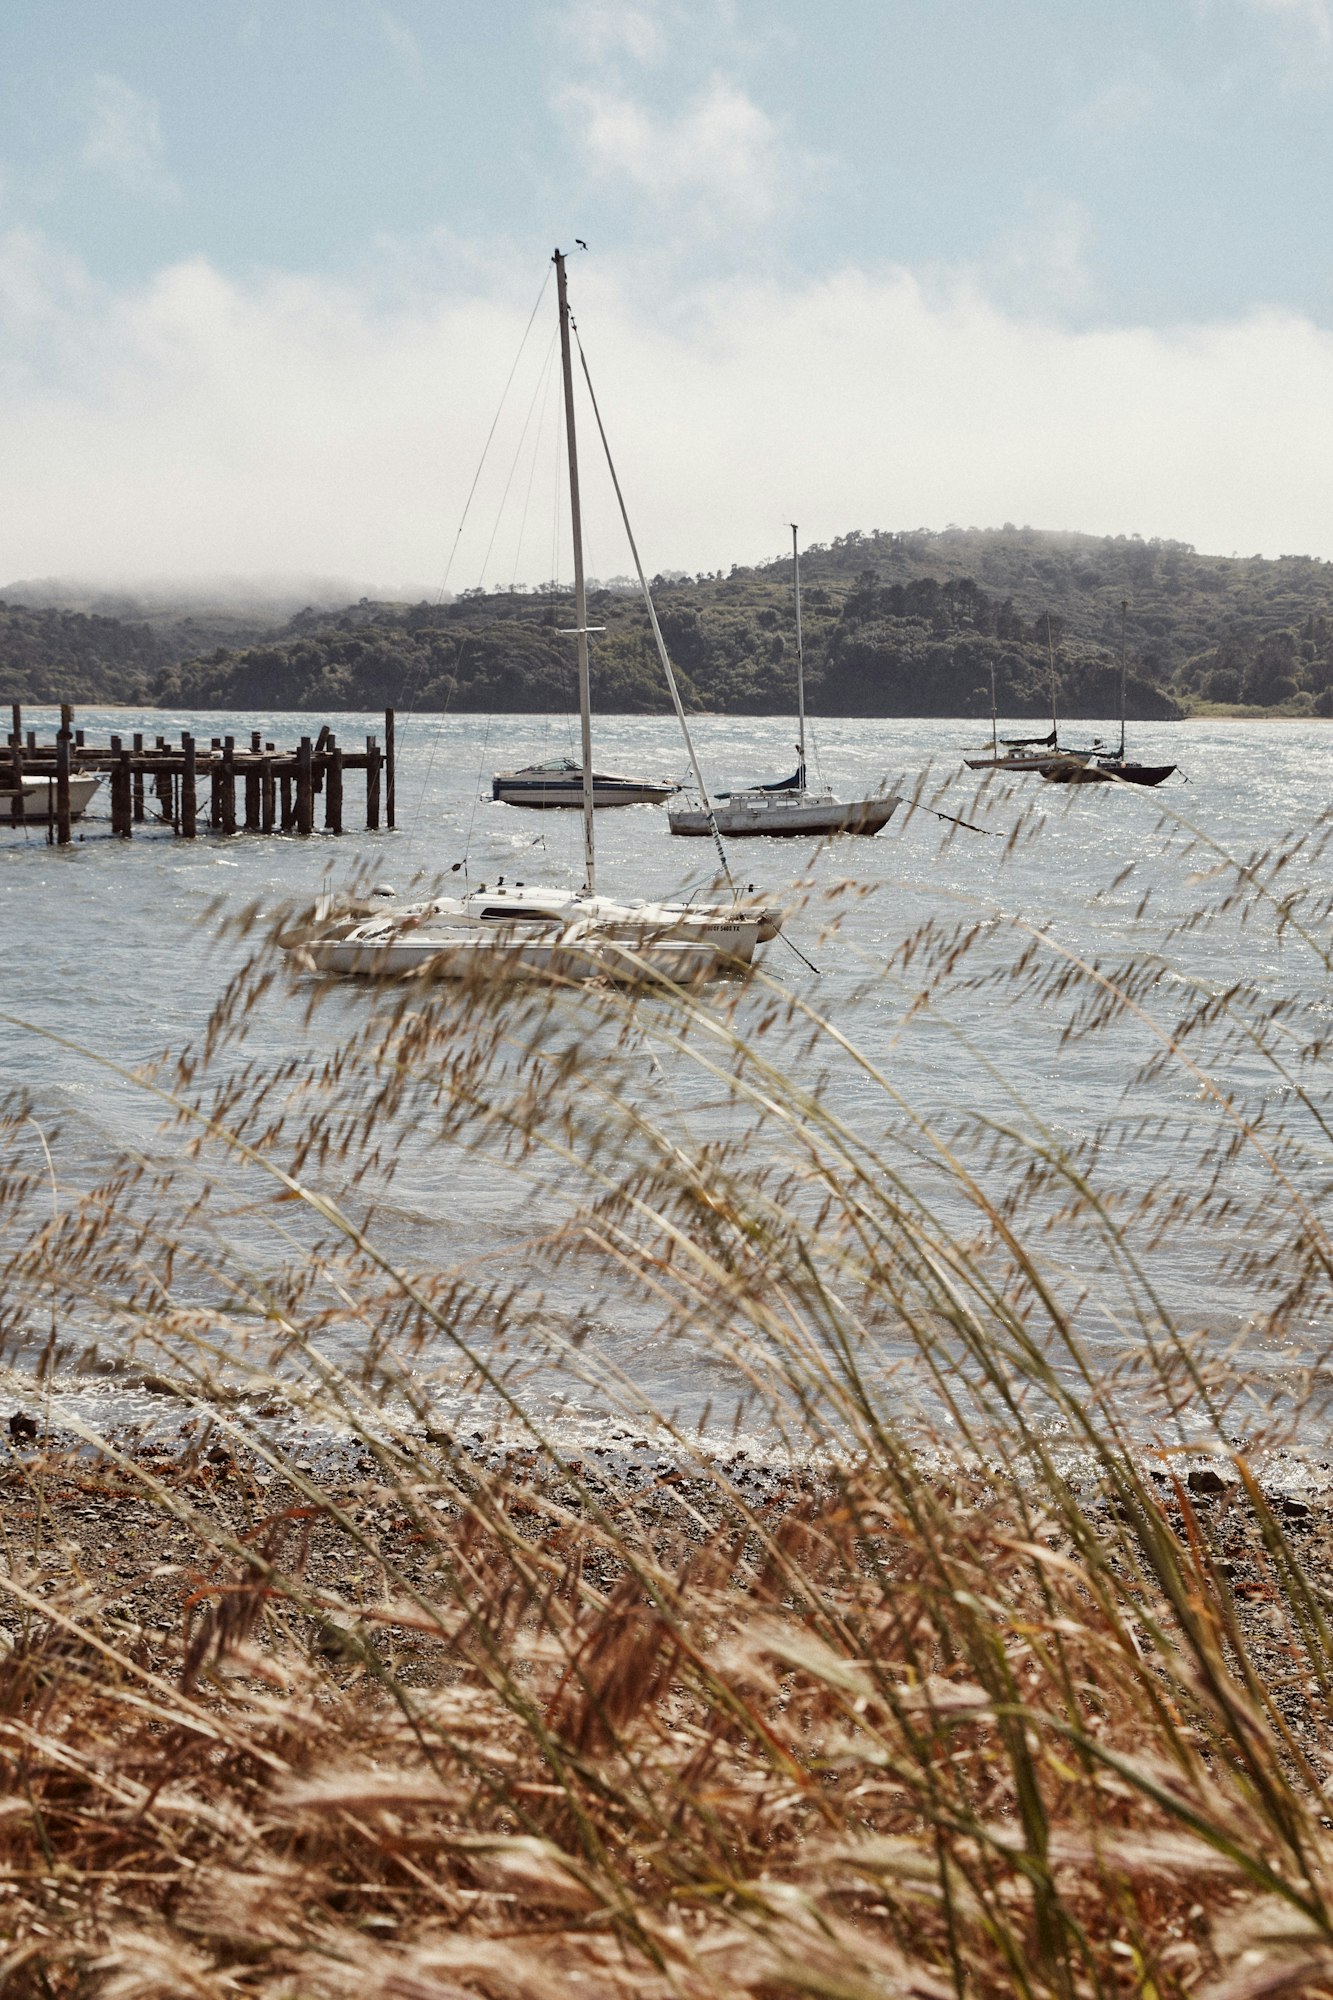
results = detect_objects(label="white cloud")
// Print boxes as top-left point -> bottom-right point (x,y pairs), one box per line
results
1067,57 -> 1171,140
967,195 -> 1098,317
79,74 -> 179,204
560,0 -> 667,65
6,231 -> 1333,586
558,74 -> 791,233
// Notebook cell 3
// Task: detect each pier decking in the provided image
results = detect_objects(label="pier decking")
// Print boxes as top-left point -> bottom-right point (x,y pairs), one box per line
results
4,705 -> 396,845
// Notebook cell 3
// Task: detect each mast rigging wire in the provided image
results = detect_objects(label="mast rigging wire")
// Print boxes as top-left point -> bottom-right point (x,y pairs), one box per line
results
436,266 -> 553,603
571,320 -> 736,895
407,265 -> 554,833
476,329 -> 560,591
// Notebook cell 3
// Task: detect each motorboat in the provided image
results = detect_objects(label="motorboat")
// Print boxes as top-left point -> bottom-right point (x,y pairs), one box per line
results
670,528 -> 901,839
0,773 -> 102,823
492,758 -> 678,807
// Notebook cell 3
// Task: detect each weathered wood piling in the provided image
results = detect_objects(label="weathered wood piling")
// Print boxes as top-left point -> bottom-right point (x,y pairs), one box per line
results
1,707 -> 397,846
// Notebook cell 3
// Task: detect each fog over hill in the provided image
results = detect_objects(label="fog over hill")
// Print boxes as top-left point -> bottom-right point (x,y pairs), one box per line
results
0,573 -> 442,624
4,528 -> 1333,717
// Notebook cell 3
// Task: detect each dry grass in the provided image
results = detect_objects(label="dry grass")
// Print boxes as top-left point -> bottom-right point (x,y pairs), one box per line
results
0,793 -> 1331,1998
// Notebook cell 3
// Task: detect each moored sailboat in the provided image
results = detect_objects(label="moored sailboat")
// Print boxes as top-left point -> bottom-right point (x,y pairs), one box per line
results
1039,603 -> 1177,788
669,527 -> 900,839
964,620 -> 1071,773
289,247 -> 771,984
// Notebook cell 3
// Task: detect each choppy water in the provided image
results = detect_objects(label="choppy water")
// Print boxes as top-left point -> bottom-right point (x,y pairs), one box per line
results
2,706 -> 1330,1449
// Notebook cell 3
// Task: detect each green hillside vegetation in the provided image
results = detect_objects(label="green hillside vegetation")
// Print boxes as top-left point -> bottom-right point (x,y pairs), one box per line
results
154,568 -> 1185,720
8,526 -> 1333,715
0,601 -> 173,703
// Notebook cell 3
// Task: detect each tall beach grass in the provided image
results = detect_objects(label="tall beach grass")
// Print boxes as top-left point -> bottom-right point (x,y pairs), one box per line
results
0,785 -> 1331,1997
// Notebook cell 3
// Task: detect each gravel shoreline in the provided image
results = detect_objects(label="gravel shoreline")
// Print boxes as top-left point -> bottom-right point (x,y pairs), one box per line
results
3,1414 -> 1331,1735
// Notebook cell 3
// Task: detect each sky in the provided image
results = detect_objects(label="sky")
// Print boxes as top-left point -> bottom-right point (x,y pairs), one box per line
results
5,0 -> 1333,592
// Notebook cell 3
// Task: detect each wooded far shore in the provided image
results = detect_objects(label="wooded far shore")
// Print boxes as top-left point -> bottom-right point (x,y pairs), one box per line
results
7,523 -> 1333,720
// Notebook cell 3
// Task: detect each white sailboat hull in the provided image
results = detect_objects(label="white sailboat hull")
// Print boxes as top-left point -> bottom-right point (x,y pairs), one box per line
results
302,927 -> 752,984
0,774 -> 102,822
669,791 -> 900,838
286,884 -> 765,981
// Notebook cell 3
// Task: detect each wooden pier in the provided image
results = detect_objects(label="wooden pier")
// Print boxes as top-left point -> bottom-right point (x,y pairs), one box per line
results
3,705 -> 396,846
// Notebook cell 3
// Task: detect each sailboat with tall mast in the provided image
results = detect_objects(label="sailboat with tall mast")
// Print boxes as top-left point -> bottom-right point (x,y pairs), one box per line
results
1040,601 -> 1177,787
964,615 -> 1067,772
669,528 -> 901,838
291,247 -> 767,981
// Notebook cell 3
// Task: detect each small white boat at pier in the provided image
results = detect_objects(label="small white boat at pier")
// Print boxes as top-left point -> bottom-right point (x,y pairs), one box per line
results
0,774 -> 102,823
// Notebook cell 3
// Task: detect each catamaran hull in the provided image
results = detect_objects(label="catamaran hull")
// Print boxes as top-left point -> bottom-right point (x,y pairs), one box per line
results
0,775 -> 102,822
668,795 -> 900,838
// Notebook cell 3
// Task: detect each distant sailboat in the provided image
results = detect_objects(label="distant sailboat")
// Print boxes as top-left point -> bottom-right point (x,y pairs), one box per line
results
669,527 -> 900,838
1041,601 -> 1177,788
964,617 -> 1068,772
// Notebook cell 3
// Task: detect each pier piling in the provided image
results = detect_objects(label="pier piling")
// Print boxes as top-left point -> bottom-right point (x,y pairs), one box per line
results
221,737 -> 237,836
325,735 -> 343,834
9,706 -> 24,828
3,706 -> 399,846
296,737 -> 313,835
55,729 -> 71,847
182,734 -> 197,838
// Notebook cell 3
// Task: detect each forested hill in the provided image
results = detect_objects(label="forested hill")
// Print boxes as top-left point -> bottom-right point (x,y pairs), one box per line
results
9,526 -> 1333,715
154,569 -> 1184,721
0,602 -> 173,703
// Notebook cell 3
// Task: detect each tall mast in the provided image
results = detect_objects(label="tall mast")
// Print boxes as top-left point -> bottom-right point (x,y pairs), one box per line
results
989,659 -> 998,759
554,247 -> 596,894
792,525 -> 807,787
1045,611 -> 1058,746
1118,598 -> 1128,762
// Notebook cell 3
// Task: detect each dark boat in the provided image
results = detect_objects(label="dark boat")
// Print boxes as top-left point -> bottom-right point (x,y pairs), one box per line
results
1040,755 -> 1176,787
1039,602 -> 1176,789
